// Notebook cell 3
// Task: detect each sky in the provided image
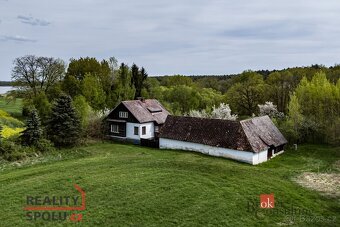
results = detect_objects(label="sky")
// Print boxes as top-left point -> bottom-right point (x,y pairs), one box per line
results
1,0 -> 340,80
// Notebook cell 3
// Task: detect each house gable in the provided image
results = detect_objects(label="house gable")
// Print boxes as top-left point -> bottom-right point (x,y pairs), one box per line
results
107,103 -> 139,123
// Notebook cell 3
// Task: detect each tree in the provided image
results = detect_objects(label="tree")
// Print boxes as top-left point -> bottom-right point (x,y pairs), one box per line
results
131,63 -> 148,99
82,73 -> 106,111
160,75 -> 193,87
188,109 -> 209,118
61,75 -> 81,98
164,85 -> 199,114
292,73 -> 340,143
66,57 -> 103,80
12,55 -> 65,96
266,71 -> 294,113
211,103 -> 238,120
65,57 -> 116,109
227,71 -> 267,116
287,94 -> 304,142
32,92 -> 52,121
258,102 -> 284,119
188,103 -> 237,120
197,88 -> 224,110
46,95 -> 81,147
20,109 -> 42,146
113,63 -> 135,103
73,95 -> 91,130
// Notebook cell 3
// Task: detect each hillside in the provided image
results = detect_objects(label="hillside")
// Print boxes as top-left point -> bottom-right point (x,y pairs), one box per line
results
0,142 -> 338,226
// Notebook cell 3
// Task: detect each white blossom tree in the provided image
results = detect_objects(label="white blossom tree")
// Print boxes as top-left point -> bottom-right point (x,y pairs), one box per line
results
188,109 -> 209,118
258,101 -> 284,119
188,103 -> 237,120
211,103 -> 238,120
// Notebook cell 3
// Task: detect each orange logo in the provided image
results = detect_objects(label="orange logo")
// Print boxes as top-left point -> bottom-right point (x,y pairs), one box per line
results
260,194 -> 274,209
24,183 -> 86,222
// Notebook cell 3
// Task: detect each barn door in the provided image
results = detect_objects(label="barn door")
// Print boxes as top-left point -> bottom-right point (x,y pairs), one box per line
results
267,147 -> 273,159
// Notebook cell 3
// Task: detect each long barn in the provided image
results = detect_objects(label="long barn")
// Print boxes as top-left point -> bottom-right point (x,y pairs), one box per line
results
159,115 -> 287,165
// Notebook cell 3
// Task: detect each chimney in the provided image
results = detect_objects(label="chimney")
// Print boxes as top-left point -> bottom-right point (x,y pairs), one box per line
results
137,97 -> 145,102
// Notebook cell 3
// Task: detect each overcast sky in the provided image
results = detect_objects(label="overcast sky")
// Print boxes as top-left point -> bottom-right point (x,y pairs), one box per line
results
1,0 -> 340,80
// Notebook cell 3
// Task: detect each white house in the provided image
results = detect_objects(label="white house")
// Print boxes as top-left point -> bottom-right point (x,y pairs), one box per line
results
159,115 -> 287,165
105,99 -> 170,143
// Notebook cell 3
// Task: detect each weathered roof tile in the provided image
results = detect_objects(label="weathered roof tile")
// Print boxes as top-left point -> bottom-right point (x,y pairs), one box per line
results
159,115 -> 287,153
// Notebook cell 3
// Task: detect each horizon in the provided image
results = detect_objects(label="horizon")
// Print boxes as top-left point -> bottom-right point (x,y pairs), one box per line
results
1,62 -> 338,82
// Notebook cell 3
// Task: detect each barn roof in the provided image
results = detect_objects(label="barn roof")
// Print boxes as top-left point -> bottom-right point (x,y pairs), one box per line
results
240,115 -> 288,152
159,115 -> 287,153
121,99 -> 170,124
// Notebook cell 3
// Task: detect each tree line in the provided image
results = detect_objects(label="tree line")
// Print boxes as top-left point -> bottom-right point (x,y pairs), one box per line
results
8,55 -> 340,147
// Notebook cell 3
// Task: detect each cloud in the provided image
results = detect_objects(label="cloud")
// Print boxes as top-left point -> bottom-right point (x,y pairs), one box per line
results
220,21 -> 315,40
0,0 -> 340,80
0,35 -> 37,42
17,15 -> 50,26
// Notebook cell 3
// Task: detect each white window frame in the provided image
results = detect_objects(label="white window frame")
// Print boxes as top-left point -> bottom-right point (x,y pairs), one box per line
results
119,111 -> 128,118
111,124 -> 119,133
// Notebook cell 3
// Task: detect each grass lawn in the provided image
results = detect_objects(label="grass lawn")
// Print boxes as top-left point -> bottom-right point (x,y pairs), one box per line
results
0,97 -> 23,118
0,142 -> 339,226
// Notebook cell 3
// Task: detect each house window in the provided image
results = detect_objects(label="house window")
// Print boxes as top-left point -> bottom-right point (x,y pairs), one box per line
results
119,111 -> 128,118
155,126 -> 159,132
142,126 -> 146,135
134,126 -> 139,135
111,124 -> 119,133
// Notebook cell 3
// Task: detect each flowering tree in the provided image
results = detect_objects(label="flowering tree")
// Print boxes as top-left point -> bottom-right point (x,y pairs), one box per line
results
187,109 -> 209,118
258,102 -> 284,119
188,103 -> 238,120
211,103 -> 238,120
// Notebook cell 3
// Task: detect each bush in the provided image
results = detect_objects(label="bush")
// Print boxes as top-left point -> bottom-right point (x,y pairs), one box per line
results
85,114 -> 105,139
0,140 -> 32,161
0,109 -> 24,128
35,138 -> 55,153
1,126 -> 24,139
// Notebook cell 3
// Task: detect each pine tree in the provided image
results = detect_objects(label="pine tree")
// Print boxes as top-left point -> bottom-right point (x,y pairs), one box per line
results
21,109 -> 42,146
47,94 -> 81,147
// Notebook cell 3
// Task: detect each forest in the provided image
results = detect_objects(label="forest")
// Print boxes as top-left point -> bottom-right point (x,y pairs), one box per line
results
0,55 -> 339,161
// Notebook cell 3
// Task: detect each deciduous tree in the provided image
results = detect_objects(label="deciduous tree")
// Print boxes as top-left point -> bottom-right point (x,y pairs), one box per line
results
12,55 -> 65,96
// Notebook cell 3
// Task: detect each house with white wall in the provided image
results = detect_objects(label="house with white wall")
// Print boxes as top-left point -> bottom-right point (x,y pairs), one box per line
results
159,115 -> 287,165
105,99 -> 170,143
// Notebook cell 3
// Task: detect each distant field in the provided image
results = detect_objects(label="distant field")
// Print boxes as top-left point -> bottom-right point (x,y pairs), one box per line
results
0,142 -> 339,226
0,97 -> 23,117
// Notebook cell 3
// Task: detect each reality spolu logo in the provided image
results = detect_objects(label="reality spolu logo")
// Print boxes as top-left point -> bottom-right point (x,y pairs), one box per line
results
24,178 -> 86,222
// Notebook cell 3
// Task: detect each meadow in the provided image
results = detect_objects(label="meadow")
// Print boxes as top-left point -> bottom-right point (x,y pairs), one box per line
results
0,142 -> 338,226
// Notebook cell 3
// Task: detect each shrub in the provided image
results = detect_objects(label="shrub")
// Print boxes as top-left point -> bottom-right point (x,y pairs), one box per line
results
0,140 -> 31,161
1,126 -> 24,139
0,109 -> 24,128
35,138 -> 55,153
85,114 -> 105,139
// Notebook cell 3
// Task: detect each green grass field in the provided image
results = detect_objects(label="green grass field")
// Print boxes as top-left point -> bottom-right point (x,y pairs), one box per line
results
0,97 -> 23,118
0,142 -> 339,226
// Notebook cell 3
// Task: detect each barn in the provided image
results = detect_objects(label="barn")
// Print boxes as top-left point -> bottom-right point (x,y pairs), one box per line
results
159,115 -> 287,165
105,99 -> 170,144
